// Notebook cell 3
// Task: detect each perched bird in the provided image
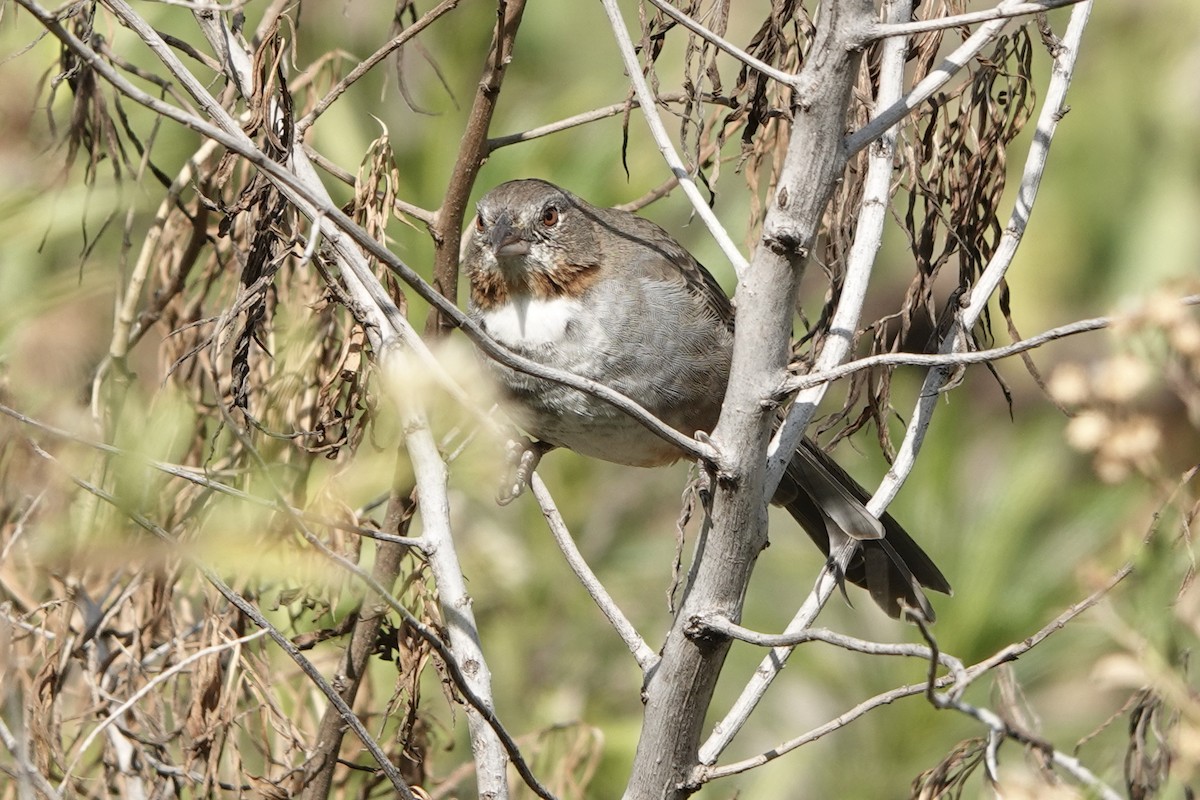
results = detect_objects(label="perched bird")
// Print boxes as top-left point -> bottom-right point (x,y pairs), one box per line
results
463,178 -> 950,620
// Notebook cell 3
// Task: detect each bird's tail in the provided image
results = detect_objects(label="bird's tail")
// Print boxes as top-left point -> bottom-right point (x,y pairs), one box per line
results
773,440 -> 952,621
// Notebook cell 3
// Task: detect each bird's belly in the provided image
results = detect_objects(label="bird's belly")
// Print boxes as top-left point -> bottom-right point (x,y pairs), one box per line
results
501,375 -> 685,467
472,289 -> 726,468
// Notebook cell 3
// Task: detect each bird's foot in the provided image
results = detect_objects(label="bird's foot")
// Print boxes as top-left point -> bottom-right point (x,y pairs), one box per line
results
496,437 -> 552,506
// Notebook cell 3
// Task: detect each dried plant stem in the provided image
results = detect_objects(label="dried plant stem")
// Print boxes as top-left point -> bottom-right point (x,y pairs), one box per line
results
60,629 -> 269,787
403,409 -> 511,799
847,0 -> 1044,157
643,0 -> 798,88
766,0 -> 915,493
34,458 -> 419,797
57,4 -> 537,796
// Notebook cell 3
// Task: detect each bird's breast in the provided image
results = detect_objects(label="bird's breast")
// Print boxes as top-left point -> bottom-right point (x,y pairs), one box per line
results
476,295 -> 583,349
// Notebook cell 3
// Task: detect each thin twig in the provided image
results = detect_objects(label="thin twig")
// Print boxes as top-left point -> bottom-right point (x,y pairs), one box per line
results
530,474 -> 658,672
400,399 -> 555,799
487,94 -> 684,150
597,0 -> 748,279
777,294 -> 1200,395
696,678 -> 946,781
643,0 -> 798,88
867,0 -> 1089,40
960,563 -> 1133,690
296,0 -> 461,133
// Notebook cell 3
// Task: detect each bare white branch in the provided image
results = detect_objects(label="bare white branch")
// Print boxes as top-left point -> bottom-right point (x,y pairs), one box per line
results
597,0 -> 749,280
868,0 -> 1089,40
643,0 -> 799,88
531,475 -> 658,672
401,406 -> 512,796
870,0 -> 1093,518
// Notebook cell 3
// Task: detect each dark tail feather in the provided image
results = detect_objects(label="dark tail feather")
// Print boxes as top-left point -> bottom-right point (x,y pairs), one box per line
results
774,440 -> 951,621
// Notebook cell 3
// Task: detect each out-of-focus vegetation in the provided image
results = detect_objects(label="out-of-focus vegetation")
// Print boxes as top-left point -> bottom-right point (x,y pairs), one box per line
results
1,1 -> 1198,798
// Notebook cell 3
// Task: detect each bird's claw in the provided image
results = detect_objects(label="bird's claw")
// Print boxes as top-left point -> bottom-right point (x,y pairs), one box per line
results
496,437 -> 549,506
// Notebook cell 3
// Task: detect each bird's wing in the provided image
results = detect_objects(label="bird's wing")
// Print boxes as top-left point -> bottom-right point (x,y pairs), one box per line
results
594,206 -> 735,330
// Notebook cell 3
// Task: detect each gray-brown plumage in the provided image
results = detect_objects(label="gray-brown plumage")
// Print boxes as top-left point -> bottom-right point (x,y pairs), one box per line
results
463,178 -> 950,620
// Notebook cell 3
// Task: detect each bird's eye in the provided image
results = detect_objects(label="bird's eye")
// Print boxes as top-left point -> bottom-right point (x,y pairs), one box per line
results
541,206 -> 559,227
474,213 -> 485,232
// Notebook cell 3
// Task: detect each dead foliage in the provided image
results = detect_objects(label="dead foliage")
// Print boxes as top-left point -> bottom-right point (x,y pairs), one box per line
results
0,0 -> 1172,798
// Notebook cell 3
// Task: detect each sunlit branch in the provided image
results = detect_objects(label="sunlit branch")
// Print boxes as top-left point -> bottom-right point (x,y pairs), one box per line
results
597,0 -> 749,279
867,0 -> 1089,40
531,475 -> 658,672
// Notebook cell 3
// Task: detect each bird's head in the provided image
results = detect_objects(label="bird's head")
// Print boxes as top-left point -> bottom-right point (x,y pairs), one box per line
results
464,179 -> 602,308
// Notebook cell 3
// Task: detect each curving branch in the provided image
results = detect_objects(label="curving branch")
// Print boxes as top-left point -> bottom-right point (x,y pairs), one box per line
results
531,474 -> 658,672
870,0 -> 1093,516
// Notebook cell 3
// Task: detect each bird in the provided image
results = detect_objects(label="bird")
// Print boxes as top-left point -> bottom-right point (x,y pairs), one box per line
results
462,178 -> 950,620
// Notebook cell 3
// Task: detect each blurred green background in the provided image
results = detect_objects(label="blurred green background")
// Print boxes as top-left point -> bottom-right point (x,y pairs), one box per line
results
2,1 -> 1198,797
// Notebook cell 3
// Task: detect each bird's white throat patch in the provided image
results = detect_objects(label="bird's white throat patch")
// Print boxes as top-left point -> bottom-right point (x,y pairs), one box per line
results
480,295 -> 580,348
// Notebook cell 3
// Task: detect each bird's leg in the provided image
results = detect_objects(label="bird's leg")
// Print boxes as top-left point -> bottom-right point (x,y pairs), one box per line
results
496,436 -> 555,506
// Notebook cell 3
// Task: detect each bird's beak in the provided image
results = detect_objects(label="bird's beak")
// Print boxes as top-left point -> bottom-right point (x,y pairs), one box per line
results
489,217 -> 530,258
